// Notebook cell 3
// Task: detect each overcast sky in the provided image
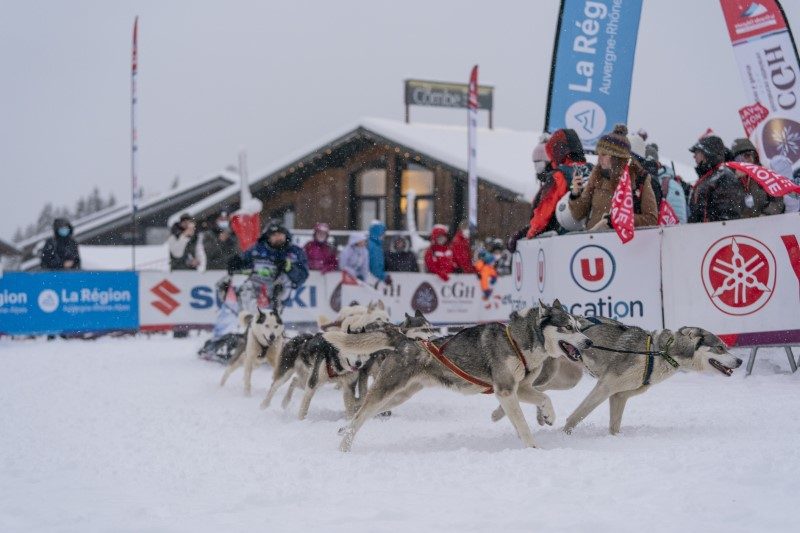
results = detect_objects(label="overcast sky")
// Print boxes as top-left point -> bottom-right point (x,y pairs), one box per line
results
3,0 -> 798,241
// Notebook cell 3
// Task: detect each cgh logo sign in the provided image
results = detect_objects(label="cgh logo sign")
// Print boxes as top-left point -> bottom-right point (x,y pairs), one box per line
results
701,235 -> 776,316
570,245 -> 616,293
150,279 -> 181,315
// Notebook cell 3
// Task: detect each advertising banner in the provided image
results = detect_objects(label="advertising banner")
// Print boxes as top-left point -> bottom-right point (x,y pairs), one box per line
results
545,0 -> 643,150
0,271 -> 138,335
661,213 -> 800,346
719,0 -> 800,173
514,227 -> 663,330
341,272 -> 515,325
138,271 -> 335,330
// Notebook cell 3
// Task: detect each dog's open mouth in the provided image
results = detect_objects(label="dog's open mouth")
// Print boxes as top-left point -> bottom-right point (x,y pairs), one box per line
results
559,341 -> 581,361
709,358 -> 733,376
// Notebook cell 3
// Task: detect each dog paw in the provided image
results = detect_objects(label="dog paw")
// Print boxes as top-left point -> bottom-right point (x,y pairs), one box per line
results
537,403 -> 555,426
490,406 -> 506,422
377,411 -> 392,418
563,425 -> 574,435
259,398 -> 270,410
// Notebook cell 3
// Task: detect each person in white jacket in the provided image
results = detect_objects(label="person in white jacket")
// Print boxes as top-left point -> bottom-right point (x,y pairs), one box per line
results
167,213 -> 205,270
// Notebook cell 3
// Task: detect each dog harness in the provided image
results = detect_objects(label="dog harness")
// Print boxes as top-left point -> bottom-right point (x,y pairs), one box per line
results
417,325 -> 529,395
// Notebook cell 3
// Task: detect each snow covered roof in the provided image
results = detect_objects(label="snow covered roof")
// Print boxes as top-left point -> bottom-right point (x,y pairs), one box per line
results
17,172 -> 238,253
0,238 -> 20,257
172,117 -> 699,225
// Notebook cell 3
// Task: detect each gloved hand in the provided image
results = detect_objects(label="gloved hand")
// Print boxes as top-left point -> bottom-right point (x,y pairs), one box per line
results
482,289 -> 493,300
490,276 -> 497,286
383,274 -> 392,285
589,213 -> 612,232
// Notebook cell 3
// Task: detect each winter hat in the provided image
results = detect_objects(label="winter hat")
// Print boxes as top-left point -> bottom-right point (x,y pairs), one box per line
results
596,124 -> 632,159
730,138 -> 758,158
627,131 -> 647,159
689,135 -> 726,165
545,129 -> 584,165
532,133 -> 551,163
645,143 -> 659,162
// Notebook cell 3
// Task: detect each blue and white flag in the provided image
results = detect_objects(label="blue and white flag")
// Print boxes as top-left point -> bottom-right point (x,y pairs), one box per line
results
545,0 -> 643,150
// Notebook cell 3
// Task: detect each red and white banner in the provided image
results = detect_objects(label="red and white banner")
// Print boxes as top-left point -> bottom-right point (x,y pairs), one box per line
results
658,200 -> 680,226
131,16 -> 141,211
661,213 -> 800,346
467,65 -> 478,233
725,161 -> 800,196
231,150 -> 263,251
719,0 -> 800,174
610,166 -> 635,243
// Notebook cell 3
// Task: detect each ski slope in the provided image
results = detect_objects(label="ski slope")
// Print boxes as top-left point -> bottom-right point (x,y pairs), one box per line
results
1,334 -> 798,533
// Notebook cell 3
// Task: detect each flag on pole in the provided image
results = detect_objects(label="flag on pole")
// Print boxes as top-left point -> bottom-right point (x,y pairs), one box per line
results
131,16 -> 141,210
230,149 -> 263,251
467,65 -> 478,234
657,200 -> 680,226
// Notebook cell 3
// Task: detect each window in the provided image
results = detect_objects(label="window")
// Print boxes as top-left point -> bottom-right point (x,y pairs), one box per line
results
356,168 -> 386,230
400,164 -> 434,232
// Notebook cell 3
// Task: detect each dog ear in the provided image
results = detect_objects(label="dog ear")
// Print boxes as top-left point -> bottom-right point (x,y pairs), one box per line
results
405,312 -> 412,320
273,311 -> 283,326
377,301 -> 385,311
242,314 -> 254,328
256,308 -> 266,324
415,309 -> 424,318
538,300 -> 551,318
509,310 -> 520,321
552,298 -> 563,311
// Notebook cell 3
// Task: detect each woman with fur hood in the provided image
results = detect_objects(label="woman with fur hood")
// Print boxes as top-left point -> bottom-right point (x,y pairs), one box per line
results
568,124 -> 658,230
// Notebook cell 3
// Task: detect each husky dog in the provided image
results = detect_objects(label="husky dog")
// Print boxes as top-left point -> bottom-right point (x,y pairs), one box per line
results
493,318 -> 743,435
324,300 -> 592,452
219,309 -> 285,396
317,301 -> 389,332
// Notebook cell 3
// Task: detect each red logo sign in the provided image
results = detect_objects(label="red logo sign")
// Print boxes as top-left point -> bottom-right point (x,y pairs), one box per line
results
738,102 -> 769,137
537,249 -> 546,293
701,235 -> 776,316
150,279 -> 180,315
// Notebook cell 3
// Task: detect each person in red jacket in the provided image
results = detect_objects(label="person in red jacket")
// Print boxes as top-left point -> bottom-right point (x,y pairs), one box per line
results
424,224 -> 455,281
450,221 -> 475,274
526,128 -> 590,238
303,222 -> 339,273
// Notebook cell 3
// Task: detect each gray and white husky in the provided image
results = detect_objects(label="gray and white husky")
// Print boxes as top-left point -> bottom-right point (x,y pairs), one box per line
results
324,300 -> 592,452
219,309 -> 285,396
493,317 -> 743,435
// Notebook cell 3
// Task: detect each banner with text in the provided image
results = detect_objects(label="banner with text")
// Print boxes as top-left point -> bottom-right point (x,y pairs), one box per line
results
546,0 -> 643,149
720,0 -> 800,174
0,272 -> 138,335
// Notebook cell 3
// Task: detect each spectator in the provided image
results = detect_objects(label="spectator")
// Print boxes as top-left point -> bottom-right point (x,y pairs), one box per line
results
628,131 -> 663,207
485,237 -> 512,276
786,167 -> 800,213
730,138 -> 784,218
385,236 -> 419,272
521,133 -> 562,240
688,136 -> 743,223
451,221 -> 476,274
227,221 -> 309,288
367,220 -> 391,284
651,147 -> 688,224
202,211 -> 239,271
40,218 -> 81,270
568,124 -> 657,230
474,247 -> 500,300
304,222 -> 338,273
424,224 -> 455,281
533,128 -> 593,237
168,214 -> 202,270
339,232 -> 369,281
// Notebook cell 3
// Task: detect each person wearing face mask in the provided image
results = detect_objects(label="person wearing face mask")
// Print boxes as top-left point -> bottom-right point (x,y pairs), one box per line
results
688,135 -> 741,223
202,211 -> 239,271
41,218 -> 81,270
568,124 -> 657,230
303,222 -> 339,273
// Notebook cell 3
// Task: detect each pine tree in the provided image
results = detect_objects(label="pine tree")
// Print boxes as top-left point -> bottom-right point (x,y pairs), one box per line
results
13,227 -> 23,243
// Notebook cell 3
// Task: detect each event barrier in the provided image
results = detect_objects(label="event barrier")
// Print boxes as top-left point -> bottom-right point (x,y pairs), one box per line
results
2,213 -> 797,346
514,212 -> 800,347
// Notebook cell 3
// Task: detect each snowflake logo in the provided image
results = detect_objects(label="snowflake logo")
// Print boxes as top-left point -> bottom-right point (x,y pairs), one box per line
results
701,235 -> 776,316
771,124 -> 800,158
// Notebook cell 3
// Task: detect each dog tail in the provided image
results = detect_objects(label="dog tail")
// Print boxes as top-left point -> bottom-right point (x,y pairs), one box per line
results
322,330 -> 393,355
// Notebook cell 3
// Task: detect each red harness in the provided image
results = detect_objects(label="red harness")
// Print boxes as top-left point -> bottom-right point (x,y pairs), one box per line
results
326,359 -> 344,380
418,325 -> 529,395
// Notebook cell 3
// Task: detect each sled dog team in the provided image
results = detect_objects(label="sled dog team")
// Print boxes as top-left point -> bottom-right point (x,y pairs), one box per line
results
220,300 -> 742,452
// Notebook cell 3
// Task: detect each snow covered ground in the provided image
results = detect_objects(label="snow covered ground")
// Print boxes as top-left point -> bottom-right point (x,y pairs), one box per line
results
1,334 -> 798,533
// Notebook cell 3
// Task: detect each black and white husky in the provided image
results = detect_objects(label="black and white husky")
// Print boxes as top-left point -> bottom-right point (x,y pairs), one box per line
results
219,309 -> 285,396
324,300 -> 592,452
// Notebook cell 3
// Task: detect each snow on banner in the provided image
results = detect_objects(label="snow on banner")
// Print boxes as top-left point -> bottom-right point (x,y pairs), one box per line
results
719,0 -> 800,173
